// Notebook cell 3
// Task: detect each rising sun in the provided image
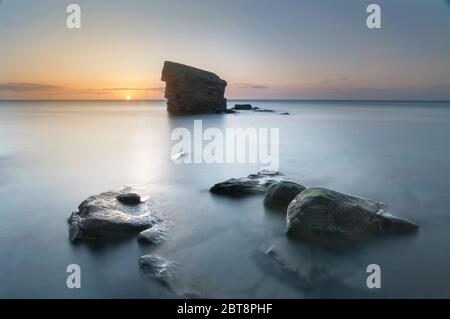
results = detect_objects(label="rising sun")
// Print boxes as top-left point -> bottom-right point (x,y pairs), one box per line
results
126,96 -> 131,100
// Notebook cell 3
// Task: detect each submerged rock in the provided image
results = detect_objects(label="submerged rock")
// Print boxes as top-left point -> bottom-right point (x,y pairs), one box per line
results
257,243 -> 372,297
68,187 -> 165,241
286,188 -> 419,241
264,181 -> 305,210
139,255 -> 177,287
253,108 -> 275,113
210,170 -> 285,197
233,104 -> 253,110
224,108 -> 238,114
116,193 -> 141,205
138,225 -> 166,244
161,61 -> 227,114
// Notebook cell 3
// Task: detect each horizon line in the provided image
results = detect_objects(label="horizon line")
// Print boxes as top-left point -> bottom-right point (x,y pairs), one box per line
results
0,98 -> 449,103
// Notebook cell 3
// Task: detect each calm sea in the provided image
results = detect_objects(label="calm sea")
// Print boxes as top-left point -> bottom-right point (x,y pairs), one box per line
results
0,100 -> 449,298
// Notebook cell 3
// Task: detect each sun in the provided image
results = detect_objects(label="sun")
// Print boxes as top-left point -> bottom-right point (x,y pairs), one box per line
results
126,96 -> 131,100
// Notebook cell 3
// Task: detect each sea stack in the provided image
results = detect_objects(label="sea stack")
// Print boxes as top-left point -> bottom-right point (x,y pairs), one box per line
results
161,61 -> 227,114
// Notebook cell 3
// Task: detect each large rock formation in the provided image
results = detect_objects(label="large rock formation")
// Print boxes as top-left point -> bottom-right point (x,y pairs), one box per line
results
286,188 -> 419,241
161,61 -> 227,114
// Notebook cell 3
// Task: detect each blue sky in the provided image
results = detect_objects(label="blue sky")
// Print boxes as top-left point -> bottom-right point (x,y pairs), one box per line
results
0,0 -> 449,99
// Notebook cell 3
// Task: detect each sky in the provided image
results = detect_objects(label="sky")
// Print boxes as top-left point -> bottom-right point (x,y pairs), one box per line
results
0,0 -> 449,100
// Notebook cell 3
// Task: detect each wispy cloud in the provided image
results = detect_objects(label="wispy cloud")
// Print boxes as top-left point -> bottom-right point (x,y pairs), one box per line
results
0,82 -> 63,92
234,83 -> 268,89
100,87 -> 164,92
320,77 -> 350,84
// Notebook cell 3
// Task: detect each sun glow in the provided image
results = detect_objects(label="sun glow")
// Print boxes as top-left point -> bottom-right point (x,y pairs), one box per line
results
126,96 -> 131,100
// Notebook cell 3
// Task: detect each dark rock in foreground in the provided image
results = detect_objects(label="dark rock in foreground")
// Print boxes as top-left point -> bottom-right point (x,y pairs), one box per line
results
68,187 -> 165,241
140,255 -> 177,287
116,193 -> 141,205
233,104 -> 253,110
264,181 -> 305,210
210,170 -> 285,197
161,61 -> 227,114
286,188 -> 419,241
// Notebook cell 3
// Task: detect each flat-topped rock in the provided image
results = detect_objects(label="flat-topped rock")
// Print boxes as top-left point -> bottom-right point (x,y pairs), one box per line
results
161,61 -> 227,114
68,187 -> 166,241
233,104 -> 253,110
286,188 -> 419,241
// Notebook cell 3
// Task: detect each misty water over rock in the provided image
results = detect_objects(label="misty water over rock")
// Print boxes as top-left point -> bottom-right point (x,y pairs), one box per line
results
139,255 -> 177,287
138,225 -> 167,245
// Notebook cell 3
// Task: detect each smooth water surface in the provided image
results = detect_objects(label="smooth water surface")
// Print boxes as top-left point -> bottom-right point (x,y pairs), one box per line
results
0,100 -> 449,298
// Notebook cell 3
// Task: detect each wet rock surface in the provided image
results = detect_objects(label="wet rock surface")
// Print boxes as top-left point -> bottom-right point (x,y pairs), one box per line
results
161,61 -> 227,114
139,255 -> 177,287
264,181 -> 306,210
138,225 -> 167,244
210,170 -> 285,197
286,188 -> 419,241
233,104 -> 253,110
228,104 -> 288,115
116,193 -> 141,205
68,187 -> 166,241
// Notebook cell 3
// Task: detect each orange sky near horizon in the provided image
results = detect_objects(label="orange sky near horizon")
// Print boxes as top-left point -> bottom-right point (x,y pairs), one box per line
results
1,0 -> 449,100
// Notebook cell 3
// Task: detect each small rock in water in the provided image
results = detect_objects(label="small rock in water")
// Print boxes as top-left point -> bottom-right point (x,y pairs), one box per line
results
233,104 -> 253,110
286,188 -> 419,241
264,181 -> 305,210
116,193 -> 141,205
253,108 -> 275,113
139,255 -> 177,287
280,112 -> 290,115
138,226 -> 166,244
210,170 -> 285,197
224,108 -> 238,114
68,187 -> 165,241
